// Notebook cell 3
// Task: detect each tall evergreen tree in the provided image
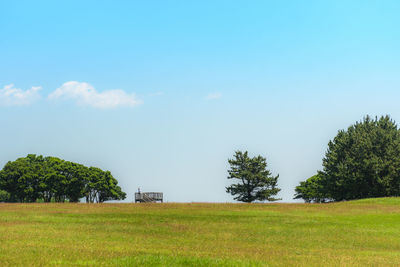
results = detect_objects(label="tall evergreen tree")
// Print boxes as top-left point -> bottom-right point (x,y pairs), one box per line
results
295,115 -> 400,202
226,151 -> 280,202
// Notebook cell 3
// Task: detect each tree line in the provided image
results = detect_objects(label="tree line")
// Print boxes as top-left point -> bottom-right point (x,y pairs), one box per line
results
0,154 -> 126,203
226,115 -> 400,203
1,115 -> 398,204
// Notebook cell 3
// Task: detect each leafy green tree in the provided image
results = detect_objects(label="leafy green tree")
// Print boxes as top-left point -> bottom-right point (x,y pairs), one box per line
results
41,157 -> 65,202
0,154 -> 44,202
294,174 -> 326,203
61,161 -> 86,202
98,171 -> 126,202
84,167 -> 126,203
0,190 -> 10,202
295,115 -> 400,202
226,151 -> 280,202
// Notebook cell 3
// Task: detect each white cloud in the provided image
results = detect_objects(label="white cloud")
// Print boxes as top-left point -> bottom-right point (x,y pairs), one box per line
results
0,84 -> 42,106
48,81 -> 142,108
206,92 -> 222,100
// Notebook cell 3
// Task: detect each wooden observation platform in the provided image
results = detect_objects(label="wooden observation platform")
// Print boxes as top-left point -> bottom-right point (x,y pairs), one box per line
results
135,192 -> 163,203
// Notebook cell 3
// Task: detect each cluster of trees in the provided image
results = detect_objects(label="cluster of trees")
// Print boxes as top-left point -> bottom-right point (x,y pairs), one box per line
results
295,115 -> 400,202
0,154 -> 126,203
227,115 -> 400,203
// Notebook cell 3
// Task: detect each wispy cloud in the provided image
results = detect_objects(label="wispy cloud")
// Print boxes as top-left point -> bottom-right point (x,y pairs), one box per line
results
0,84 -> 41,106
206,92 -> 222,100
48,81 -> 142,108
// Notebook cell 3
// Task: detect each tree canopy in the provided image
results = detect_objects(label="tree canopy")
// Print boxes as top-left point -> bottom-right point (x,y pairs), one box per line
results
226,151 -> 280,202
294,174 -> 326,203
0,154 -> 126,203
295,115 -> 400,202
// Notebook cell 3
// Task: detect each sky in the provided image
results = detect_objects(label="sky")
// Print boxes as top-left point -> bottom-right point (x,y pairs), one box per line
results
1,0 -> 400,202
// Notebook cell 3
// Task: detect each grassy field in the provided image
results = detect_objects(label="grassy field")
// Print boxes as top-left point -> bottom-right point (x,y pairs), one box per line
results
1,199 -> 400,266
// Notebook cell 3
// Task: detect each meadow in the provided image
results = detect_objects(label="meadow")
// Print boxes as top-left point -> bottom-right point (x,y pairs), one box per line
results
1,199 -> 400,266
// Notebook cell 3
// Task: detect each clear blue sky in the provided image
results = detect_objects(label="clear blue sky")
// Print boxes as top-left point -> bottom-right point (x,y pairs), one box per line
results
1,0 -> 400,202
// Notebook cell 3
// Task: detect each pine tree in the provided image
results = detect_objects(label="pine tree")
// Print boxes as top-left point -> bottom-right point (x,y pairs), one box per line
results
226,151 -> 280,202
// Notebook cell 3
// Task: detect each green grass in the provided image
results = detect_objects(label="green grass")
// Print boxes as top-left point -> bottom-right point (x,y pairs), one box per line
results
1,198 -> 400,266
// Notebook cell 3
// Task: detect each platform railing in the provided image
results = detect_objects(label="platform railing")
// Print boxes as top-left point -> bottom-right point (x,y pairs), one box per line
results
135,192 -> 163,203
